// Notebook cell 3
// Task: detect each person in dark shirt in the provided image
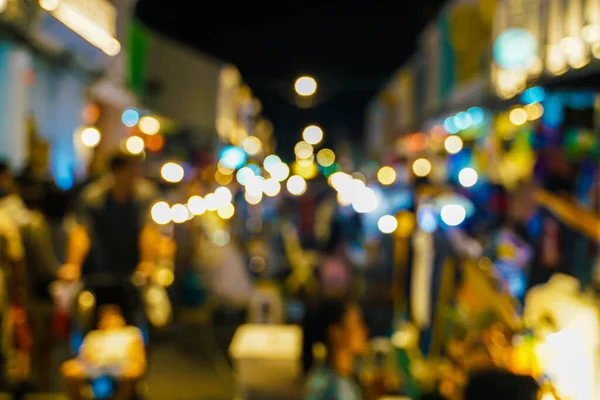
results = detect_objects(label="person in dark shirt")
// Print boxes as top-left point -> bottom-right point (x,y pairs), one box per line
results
57,152 -> 160,324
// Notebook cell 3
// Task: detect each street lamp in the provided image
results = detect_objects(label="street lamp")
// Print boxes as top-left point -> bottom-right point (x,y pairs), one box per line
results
294,76 -> 317,96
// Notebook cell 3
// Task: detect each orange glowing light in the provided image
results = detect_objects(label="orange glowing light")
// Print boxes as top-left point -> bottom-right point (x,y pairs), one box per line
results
146,135 -> 164,152
83,103 -> 100,124
403,132 -> 429,153
430,125 -> 447,141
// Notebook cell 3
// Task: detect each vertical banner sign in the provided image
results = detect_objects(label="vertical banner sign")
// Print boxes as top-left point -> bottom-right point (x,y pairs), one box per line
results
438,16 -> 456,102
423,24 -> 442,114
128,21 -> 149,98
396,70 -> 415,132
449,1 -> 488,85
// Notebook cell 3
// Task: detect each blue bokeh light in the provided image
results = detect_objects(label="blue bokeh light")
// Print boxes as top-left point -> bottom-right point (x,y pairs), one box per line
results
454,112 -> 472,130
493,28 -> 538,69
219,146 -> 247,170
444,117 -> 459,134
92,376 -> 114,399
520,87 -> 546,105
263,155 -> 281,170
236,167 -> 254,185
468,107 -> 485,125
70,331 -> 84,355
417,205 -> 438,233
122,108 -> 140,128
247,164 -> 262,176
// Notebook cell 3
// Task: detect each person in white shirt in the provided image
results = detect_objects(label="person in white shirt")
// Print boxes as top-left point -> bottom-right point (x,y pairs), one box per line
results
61,305 -> 146,400
524,273 -> 600,400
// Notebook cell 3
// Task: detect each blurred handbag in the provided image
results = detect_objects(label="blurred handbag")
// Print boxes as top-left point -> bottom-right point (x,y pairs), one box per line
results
49,281 -> 82,338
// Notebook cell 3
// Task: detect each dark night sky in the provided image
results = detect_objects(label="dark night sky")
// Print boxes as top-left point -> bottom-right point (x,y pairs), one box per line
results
136,0 -> 447,159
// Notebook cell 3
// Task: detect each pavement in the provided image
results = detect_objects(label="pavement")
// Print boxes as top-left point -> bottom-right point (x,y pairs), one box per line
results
146,317 -> 236,400
1,309 -> 238,400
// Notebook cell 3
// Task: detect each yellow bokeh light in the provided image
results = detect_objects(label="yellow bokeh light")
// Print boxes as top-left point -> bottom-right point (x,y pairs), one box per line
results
377,166 -> 396,186
39,0 -> 60,11
525,103 -> 544,120
161,162 -> 184,183
287,175 -> 307,196
396,211 -> 415,238
245,176 -> 265,197
80,127 -> 101,148
214,186 -> 233,205
351,186 -> 378,214
329,172 -> 352,192
78,291 -> 95,310
444,135 -> 463,155
245,191 -> 262,205
217,203 -> 235,219
125,136 -> 145,155
509,107 -> 528,126
263,178 -> 281,197
336,191 -> 353,206
292,160 -> 319,180
294,76 -> 317,96
151,201 -> 172,225
270,163 -> 290,182
412,158 -> 432,177
217,160 -> 235,175
294,141 -> 314,159
204,193 -> 220,211
296,154 -> 315,167
154,268 -> 174,287
378,215 -> 398,234
242,136 -> 262,156
302,125 -> 324,145
187,196 -> 206,216
139,116 -> 160,135
316,149 -> 335,167
170,204 -> 189,224
215,169 -> 233,185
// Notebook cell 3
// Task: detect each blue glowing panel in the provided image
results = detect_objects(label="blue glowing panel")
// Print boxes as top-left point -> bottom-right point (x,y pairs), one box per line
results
566,92 -> 595,109
520,87 -> 546,105
541,95 -> 564,128
219,146 -> 246,170
122,108 -> 140,127
493,29 -> 538,69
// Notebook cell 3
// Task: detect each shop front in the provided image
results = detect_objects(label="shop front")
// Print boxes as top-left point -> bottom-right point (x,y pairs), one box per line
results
394,0 -> 600,397
0,0 -> 121,189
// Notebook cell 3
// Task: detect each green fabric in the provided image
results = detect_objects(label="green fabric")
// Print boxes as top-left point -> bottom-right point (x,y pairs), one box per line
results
395,348 -> 420,399
127,20 -> 150,97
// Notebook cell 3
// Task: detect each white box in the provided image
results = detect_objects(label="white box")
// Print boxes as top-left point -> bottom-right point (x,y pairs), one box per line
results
229,324 -> 302,395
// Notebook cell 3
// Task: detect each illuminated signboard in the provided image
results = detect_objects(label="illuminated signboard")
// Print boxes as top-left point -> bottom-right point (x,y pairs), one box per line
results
40,0 -> 120,56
